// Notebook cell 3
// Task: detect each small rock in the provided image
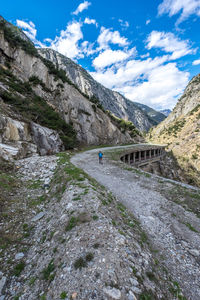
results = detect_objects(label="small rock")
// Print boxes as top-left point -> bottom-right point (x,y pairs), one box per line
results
128,291 -> 137,300
103,287 -> 121,299
0,276 -> 6,295
15,253 -> 24,260
71,292 -> 77,299
188,249 -> 200,257
31,212 -> 45,222
130,287 -> 141,294
129,278 -> 138,286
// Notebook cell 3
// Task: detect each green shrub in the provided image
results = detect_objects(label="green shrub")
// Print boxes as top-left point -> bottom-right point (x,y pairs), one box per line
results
85,252 -> 94,262
166,119 -> 186,136
13,262 -> 25,276
60,291 -> 67,299
42,260 -> 55,281
192,153 -> 198,160
74,257 -> 87,270
190,104 -> 200,115
92,104 -> 97,112
29,76 -> 51,92
65,216 -> 77,231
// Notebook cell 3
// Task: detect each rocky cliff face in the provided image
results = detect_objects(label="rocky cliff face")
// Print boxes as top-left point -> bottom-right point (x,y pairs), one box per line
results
38,48 -> 155,132
149,74 -> 200,186
0,16 -> 141,159
0,101 -> 64,160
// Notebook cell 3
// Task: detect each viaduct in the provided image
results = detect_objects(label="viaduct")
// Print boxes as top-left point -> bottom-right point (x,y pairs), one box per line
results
120,144 -> 166,168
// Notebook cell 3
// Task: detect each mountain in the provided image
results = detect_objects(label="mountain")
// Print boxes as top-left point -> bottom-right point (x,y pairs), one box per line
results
38,48 -> 157,132
133,102 -> 166,124
149,73 -> 200,186
159,109 -> 171,116
0,16 -> 144,160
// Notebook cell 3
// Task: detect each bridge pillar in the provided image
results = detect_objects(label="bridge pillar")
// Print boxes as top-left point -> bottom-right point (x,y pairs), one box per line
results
144,150 -> 146,160
153,149 -> 156,157
128,154 -> 130,164
139,151 -> 141,162
149,150 -> 151,158
133,152 -> 135,163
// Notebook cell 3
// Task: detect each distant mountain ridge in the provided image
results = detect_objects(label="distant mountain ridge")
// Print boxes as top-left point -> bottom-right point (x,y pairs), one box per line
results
133,102 -> 166,124
159,109 -> 171,116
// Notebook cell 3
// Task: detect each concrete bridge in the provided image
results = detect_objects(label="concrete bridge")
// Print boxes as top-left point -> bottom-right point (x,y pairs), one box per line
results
120,144 -> 166,167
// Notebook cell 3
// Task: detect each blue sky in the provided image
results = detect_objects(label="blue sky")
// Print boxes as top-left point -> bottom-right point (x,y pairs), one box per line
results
1,0 -> 200,110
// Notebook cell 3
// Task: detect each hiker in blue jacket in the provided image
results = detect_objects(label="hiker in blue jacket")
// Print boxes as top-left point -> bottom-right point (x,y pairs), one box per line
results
98,151 -> 103,164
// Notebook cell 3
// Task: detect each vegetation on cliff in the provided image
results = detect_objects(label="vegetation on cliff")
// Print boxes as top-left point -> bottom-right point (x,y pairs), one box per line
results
0,66 -> 76,149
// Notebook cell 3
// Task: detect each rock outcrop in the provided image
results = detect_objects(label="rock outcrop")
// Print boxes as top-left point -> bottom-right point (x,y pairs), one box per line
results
0,112 -> 64,159
149,73 -> 200,186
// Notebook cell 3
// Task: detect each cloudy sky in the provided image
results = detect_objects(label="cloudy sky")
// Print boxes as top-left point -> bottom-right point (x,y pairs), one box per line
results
1,0 -> 200,110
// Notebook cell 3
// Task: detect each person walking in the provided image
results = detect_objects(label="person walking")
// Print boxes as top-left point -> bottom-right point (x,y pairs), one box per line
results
98,151 -> 103,164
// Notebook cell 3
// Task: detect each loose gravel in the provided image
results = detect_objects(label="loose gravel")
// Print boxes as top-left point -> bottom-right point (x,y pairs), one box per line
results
71,146 -> 200,300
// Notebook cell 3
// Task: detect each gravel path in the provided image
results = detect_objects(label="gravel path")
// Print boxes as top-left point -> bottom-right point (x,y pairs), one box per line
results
71,146 -> 200,300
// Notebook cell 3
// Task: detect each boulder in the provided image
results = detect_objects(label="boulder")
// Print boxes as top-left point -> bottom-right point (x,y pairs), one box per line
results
30,122 -> 64,155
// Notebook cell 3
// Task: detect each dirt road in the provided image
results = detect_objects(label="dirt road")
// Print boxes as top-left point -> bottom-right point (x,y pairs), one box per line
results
71,146 -> 200,300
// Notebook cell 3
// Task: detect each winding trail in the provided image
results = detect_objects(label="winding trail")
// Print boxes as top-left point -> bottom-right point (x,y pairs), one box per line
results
71,145 -> 200,300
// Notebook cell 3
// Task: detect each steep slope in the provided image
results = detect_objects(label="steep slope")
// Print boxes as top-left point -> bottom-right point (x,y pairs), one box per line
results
149,74 -> 200,186
133,101 -> 166,124
0,16 -> 142,159
38,48 -> 155,132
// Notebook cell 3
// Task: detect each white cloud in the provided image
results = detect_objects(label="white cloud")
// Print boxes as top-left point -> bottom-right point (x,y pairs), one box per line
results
146,30 -> 195,59
84,17 -> 98,27
16,19 -> 44,47
81,40 -> 96,56
92,48 -> 136,69
192,58 -> 200,65
140,53 -> 150,58
16,20 -> 36,40
118,19 -> 129,29
97,27 -> 129,49
90,54 -> 189,109
50,21 -> 83,59
158,0 -> 200,25
117,63 -> 189,109
90,56 -> 169,89
146,19 -> 151,25
16,16 -> 191,111
72,1 -> 91,15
